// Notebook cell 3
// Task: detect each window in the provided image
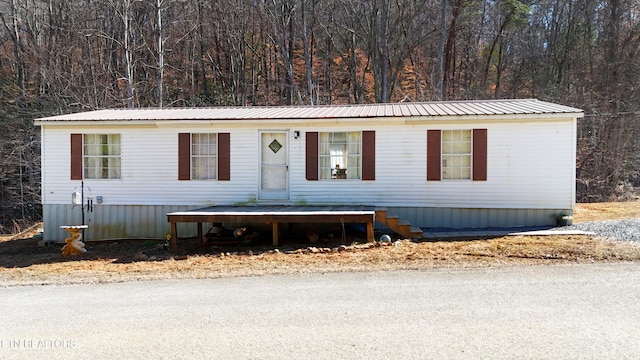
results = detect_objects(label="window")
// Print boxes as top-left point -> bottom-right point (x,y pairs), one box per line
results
83,134 -> 121,179
441,130 -> 471,180
319,132 -> 361,180
191,133 -> 217,180
427,129 -> 487,181
178,132 -> 230,181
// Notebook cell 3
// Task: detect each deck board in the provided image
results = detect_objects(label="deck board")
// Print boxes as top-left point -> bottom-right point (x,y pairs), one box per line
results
168,205 -> 376,216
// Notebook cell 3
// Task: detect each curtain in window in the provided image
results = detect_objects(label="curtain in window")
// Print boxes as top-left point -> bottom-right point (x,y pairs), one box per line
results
442,130 -> 471,180
319,132 -> 361,179
319,133 -> 333,179
83,134 -> 121,179
191,133 -> 217,180
346,132 -> 361,179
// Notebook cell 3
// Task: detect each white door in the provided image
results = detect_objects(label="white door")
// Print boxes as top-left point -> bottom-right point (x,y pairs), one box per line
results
260,131 -> 289,200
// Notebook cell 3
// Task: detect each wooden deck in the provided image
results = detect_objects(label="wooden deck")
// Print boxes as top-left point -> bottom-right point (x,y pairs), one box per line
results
166,205 -> 376,250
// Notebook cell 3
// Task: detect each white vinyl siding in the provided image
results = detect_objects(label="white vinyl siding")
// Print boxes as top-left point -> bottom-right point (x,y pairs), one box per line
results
291,121 -> 575,209
41,119 -> 575,209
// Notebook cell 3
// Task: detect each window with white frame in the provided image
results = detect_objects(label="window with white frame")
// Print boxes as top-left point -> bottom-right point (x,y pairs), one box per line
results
83,134 -> 121,179
442,129 -> 472,180
319,132 -> 361,180
191,133 -> 217,180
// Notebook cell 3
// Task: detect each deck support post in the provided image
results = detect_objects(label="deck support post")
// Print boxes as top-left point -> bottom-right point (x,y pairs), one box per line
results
197,222 -> 203,243
366,221 -> 374,242
272,222 -> 279,247
170,222 -> 178,251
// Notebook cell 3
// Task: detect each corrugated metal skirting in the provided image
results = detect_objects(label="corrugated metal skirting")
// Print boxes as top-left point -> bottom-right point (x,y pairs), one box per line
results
42,204 -> 572,242
43,205 -> 194,242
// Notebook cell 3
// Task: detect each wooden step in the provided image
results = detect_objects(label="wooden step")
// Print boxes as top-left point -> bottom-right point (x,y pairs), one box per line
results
384,216 -> 400,228
375,209 -> 423,239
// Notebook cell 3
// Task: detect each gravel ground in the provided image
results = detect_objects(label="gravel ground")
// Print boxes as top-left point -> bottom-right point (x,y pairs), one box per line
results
565,219 -> 640,243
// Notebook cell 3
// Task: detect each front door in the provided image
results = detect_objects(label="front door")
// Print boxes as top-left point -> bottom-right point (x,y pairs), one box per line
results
259,131 -> 289,200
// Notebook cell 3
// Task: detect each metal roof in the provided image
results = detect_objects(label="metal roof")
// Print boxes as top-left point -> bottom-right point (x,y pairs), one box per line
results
35,99 -> 583,122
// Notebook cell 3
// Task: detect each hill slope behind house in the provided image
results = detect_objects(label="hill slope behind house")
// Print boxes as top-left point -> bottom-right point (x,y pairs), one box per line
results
0,202 -> 639,287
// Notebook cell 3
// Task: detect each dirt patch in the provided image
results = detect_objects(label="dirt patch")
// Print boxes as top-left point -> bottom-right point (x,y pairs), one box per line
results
1,201 -> 639,286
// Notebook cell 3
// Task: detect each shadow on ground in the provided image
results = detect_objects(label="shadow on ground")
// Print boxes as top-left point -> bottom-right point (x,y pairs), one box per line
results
0,230 -> 404,268
0,224 -> 527,269
0,236 -> 174,268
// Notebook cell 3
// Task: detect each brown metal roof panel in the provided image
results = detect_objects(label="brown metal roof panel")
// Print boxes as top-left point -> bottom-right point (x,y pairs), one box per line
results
456,102 -> 497,115
416,103 -> 440,116
483,102 -> 514,114
398,103 -> 412,116
396,103 -> 411,116
404,103 -> 422,116
535,101 -> 582,113
480,102 -> 516,115
319,106 -> 345,118
311,106 -> 337,118
388,104 -> 399,116
498,101 -> 540,114
343,105 -> 365,118
388,103 -> 401,116
244,107 -> 272,119
431,103 -> 456,116
277,107 -> 304,119
327,105 -> 350,118
269,107 -> 292,118
411,103 -> 426,116
35,99 -> 583,123
289,107 -> 314,118
448,103 -> 476,115
361,104 -> 375,117
176,109 -> 207,119
389,104 -> 400,116
478,102 -> 508,114
445,102 -> 470,115
521,100 -> 564,113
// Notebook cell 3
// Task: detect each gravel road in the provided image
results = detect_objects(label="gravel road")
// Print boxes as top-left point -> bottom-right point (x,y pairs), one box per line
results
566,219 -> 640,242
1,264 -> 640,360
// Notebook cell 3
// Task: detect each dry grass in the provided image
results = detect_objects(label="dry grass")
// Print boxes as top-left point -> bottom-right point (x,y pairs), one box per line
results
1,201 -> 639,286
573,201 -> 640,222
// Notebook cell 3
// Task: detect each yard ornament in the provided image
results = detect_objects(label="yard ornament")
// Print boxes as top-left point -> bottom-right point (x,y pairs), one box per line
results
61,226 -> 88,256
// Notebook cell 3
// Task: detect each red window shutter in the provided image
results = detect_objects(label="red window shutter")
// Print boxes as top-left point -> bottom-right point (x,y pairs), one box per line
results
305,132 -> 318,181
70,134 -> 83,180
178,133 -> 191,180
473,129 -> 487,181
218,133 -> 230,181
362,131 -> 375,180
427,130 -> 441,181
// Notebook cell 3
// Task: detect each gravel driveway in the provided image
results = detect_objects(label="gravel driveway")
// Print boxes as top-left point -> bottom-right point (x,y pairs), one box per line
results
566,219 -> 640,242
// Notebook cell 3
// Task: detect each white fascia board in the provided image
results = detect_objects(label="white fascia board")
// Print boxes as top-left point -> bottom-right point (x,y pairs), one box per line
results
34,120 -> 159,127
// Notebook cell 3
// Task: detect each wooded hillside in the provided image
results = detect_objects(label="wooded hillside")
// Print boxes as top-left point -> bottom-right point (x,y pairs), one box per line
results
1,0 -> 639,232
